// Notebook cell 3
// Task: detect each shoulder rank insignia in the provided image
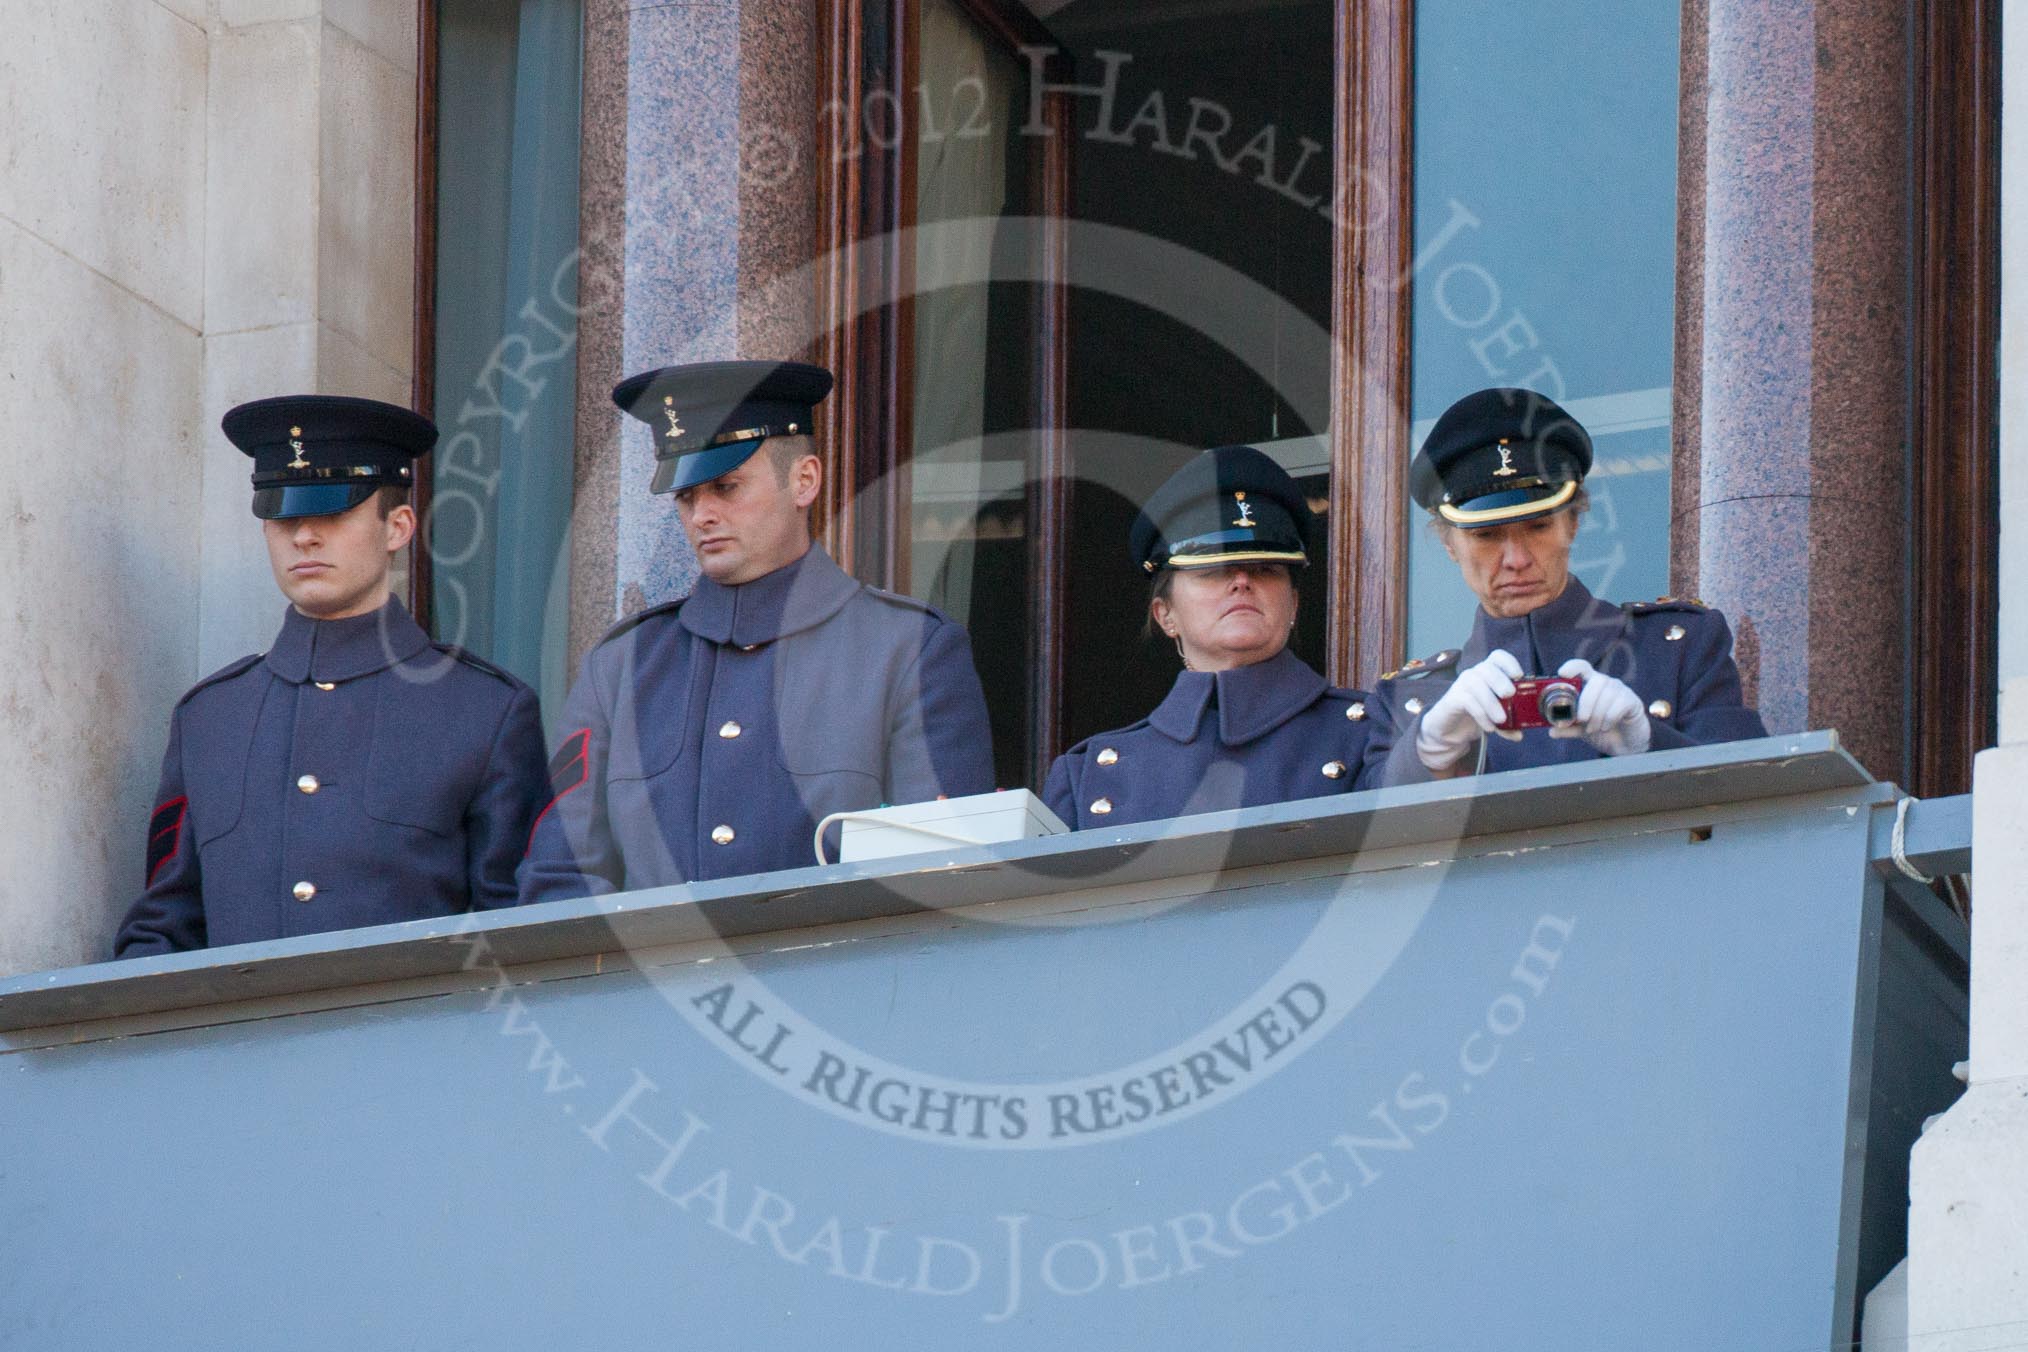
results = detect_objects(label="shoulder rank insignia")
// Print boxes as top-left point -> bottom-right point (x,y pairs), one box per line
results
1399,649 -> 1459,680
1626,596 -> 1711,617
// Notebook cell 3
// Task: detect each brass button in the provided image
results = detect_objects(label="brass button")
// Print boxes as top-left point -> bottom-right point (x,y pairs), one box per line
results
1404,697 -> 1424,716
1346,702 -> 1366,722
739,643 -> 761,653
292,881 -> 316,903
1322,761 -> 1346,779
296,775 -> 320,795
718,720 -> 742,739
711,824 -> 736,846
1648,699 -> 1674,719
1089,797 -> 1113,816
1095,747 -> 1119,766
314,681 -> 336,691
1665,625 -> 1686,642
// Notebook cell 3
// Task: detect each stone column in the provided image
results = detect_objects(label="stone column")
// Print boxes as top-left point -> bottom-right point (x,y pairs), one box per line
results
0,0 -> 205,977
0,0 -> 418,978
566,0 -> 821,664
1671,0 -> 1910,784
199,1 -> 420,670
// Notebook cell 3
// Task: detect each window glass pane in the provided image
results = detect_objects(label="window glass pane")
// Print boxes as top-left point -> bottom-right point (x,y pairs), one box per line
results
1408,2 -> 1681,660
909,0 -> 1035,789
431,0 -> 583,724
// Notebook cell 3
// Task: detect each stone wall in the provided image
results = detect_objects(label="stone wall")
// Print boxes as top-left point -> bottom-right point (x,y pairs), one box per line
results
0,0 -> 417,977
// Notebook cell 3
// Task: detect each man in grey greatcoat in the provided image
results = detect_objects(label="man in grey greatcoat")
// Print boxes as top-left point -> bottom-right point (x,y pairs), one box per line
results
518,361 -> 994,900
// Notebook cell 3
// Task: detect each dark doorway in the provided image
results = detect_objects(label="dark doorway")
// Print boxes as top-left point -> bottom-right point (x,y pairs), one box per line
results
1052,0 -> 1337,752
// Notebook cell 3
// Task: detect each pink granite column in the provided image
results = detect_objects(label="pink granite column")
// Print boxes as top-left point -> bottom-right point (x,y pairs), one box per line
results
1671,0 -> 1912,784
566,0 -> 822,664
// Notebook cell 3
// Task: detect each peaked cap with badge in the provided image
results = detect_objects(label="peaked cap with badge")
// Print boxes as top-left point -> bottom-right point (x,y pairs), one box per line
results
613,360 -> 834,495
1130,444 -> 1313,574
1044,445 -> 1371,829
224,394 -> 436,520
1410,386 -> 1593,528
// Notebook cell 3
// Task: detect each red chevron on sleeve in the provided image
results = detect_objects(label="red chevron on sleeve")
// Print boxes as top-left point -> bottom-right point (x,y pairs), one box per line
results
526,730 -> 592,854
146,796 -> 188,886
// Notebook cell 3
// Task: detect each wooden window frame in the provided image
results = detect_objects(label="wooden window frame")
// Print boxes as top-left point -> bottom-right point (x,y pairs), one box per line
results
816,0 -> 1412,775
1328,0 -> 1413,688
409,0 -> 441,632
816,0 -> 1075,787
1909,0 -> 2001,798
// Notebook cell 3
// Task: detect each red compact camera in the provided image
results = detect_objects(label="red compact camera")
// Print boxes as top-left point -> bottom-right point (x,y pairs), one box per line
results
1498,675 -> 1585,730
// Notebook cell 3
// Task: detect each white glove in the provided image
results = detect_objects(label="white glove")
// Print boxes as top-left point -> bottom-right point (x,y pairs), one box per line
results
1550,658 -> 1653,756
1415,649 -> 1524,771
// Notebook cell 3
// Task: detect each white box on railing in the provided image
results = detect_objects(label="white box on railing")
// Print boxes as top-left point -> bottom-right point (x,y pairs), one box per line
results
837,789 -> 1068,864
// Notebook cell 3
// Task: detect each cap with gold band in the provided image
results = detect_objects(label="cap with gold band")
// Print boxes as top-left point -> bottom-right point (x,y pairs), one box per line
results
223,394 -> 434,521
1130,444 -> 1313,574
612,360 -> 834,495
1410,386 -> 1593,528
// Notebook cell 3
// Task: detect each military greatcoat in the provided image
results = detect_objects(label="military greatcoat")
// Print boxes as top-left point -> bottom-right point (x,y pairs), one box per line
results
1362,577 -> 1768,787
1043,647 -> 1375,829
114,600 -> 549,957
518,545 -> 994,899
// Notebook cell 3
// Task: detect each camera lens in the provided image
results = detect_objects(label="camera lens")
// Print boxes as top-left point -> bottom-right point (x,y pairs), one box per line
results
1539,680 -> 1581,726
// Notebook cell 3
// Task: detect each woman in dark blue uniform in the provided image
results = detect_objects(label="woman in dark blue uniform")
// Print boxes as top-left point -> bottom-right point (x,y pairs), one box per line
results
1364,387 -> 1767,786
1043,445 -> 1375,828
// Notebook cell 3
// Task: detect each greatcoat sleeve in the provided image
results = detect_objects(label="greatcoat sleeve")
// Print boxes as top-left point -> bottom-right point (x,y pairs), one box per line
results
1040,747 -> 1082,827
882,615 -> 996,805
518,650 -> 624,903
113,710 -> 207,958
465,684 -> 550,909
1644,608 -> 1769,752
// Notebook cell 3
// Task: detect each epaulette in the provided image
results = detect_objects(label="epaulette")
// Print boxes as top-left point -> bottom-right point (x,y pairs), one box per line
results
1065,719 -> 1153,758
177,653 -> 264,706
435,644 -> 526,688
597,597 -> 686,648
1377,648 -> 1461,683
864,584 -> 948,623
1624,596 -> 1711,616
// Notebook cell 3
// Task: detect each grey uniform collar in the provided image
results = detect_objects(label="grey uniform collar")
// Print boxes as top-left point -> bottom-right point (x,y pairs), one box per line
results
678,544 -> 862,649
1148,646 -> 1329,747
265,597 -> 434,685
1465,575 -> 1626,674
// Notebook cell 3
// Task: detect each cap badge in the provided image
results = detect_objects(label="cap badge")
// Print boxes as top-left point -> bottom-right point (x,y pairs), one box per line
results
1232,490 -> 1256,529
1493,439 -> 1517,478
287,426 -> 310,470
663,396 -> 686,442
